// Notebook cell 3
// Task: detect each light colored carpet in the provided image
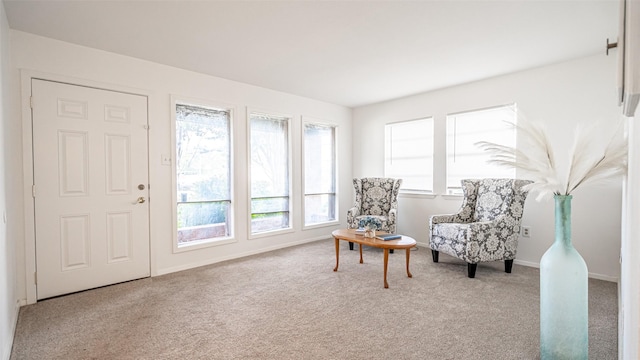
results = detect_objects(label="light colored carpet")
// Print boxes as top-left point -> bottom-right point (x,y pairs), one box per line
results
11,239 -> 617,359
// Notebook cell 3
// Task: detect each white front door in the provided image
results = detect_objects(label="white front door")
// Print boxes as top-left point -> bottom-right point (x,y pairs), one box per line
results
32,79 -> 150,300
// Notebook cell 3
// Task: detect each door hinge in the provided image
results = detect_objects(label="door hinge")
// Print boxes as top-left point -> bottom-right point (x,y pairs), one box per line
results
143,124 -> 150,130
34,272 -> 37,285
32,185 -> 36,198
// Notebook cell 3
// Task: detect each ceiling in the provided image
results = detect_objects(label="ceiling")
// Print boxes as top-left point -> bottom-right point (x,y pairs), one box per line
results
3,0 -> 620,108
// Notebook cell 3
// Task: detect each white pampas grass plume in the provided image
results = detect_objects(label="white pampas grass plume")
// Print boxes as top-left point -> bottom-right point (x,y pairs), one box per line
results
476,117 -> 560,200
476,117 -> 627,201
565,119 -> 628,194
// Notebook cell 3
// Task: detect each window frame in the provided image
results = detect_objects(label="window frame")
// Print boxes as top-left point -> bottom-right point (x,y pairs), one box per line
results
302,118 -> 339,229
445,103 -> 517,195
384,117 -> 435,195
246,108 -> 294,239
171,95 -> 236,253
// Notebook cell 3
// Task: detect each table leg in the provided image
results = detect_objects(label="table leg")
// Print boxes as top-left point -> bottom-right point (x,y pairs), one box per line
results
406,248 -> 413,278
383,248 -> 389,288
333,238 -> 339,272
359,244 -> 363,264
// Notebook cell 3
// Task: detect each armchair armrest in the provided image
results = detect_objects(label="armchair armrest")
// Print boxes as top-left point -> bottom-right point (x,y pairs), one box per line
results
387,208 -> 398,233
388,208 -> 397,221
347,207 -> 360,229
431,201 -> 475,225
467,215 -> 513,236
430,213 -> 459,225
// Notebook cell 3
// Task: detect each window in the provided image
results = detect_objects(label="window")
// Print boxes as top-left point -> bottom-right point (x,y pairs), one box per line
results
174,101 -> 232,248
446,104 -> 517,194
384,118 -> 434,193
249,111 -> 291,235
303,122 -> 337,226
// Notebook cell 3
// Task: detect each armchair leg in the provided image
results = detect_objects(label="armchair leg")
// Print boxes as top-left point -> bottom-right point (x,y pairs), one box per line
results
467,263 -> 477,278
505,259 -> 513,273
349,242 -> 354,251
431,250 -> 439,263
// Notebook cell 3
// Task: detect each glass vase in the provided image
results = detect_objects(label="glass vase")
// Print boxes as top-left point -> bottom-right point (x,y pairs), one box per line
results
540,195 -> 588,359
364,228 -> 375,238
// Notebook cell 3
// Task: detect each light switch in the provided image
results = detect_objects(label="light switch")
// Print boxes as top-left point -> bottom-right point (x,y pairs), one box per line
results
161,154 -> 171,166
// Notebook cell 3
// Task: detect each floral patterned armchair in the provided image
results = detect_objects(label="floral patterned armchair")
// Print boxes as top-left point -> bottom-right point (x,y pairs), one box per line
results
347,177 -> 402,250
429,178 -> 531,278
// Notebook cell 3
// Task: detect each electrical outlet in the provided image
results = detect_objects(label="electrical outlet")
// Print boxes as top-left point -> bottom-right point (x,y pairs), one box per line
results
522,226 -> 531,237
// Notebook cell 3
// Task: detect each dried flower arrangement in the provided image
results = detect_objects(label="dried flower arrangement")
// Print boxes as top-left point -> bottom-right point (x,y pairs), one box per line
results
359,216 -> 382,230
475,117 -> 628,201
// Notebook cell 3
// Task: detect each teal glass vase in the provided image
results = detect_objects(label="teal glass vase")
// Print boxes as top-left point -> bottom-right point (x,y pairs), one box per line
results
540,195 -> 588,359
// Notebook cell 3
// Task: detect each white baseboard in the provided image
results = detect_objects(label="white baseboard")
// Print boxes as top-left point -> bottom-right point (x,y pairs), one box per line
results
156,235 -> 331,276
426,256 -> 619,283
514,259 -> 618,282
586,273 -> 619,282
2,300 -> 21,360
513,259 -> 539,268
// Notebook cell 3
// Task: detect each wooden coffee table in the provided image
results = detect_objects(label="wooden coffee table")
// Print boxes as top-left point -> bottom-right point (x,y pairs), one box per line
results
332,229 -> 417,288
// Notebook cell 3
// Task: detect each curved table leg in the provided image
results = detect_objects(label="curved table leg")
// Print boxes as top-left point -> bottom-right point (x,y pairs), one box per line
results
333,238 -> 339,272
406,248 -> 413,278
383,249 -> 389,288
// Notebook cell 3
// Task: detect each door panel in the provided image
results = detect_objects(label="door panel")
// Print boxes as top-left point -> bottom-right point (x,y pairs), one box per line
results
32,79 -> 150,300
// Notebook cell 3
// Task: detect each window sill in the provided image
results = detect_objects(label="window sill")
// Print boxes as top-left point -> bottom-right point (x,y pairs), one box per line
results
173,236 -> 236,253
399,192 -> 437,199
441,194 -> 463,200
303,220 -> 340,231
248,227 -> 295,240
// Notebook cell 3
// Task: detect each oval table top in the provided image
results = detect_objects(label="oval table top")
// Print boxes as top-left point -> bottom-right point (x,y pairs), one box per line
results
331,229 -> 416,249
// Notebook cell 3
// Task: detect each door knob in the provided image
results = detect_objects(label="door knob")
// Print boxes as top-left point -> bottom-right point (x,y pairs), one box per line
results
133,196 -> 146,204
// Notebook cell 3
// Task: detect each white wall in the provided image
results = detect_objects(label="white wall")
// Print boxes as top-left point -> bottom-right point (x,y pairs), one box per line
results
2,18 -> 632,360
353,54 -> 622,280
621,110 -> 639,359
10,30 -> 352,304
0,2 -> 18,359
